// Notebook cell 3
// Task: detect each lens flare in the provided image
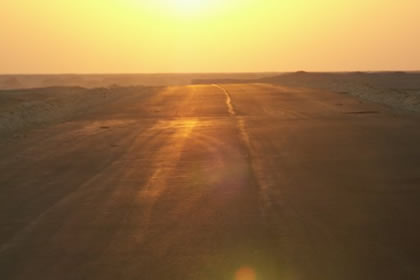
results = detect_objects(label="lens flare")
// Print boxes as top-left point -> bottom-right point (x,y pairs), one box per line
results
235,266 -> 256,280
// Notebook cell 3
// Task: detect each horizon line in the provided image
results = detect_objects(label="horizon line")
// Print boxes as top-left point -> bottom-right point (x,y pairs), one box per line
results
1,70 -> 420,76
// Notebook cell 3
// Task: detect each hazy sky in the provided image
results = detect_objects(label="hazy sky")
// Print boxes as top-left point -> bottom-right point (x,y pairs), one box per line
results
1,0 -> 419,73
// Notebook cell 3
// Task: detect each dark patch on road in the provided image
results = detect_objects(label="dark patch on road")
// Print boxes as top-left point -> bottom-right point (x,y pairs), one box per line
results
344,110 -> 379,115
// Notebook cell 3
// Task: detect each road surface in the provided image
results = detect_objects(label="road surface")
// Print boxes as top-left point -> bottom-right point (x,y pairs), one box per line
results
1,83 -> 420,280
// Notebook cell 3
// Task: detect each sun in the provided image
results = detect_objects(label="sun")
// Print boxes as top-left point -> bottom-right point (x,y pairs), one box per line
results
164,0 -> 218,16
169,0 -> 202,10
135,0 -> 234,19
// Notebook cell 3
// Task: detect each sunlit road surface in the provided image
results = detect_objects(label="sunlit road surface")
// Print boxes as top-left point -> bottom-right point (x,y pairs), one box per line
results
1,83 -> 420,280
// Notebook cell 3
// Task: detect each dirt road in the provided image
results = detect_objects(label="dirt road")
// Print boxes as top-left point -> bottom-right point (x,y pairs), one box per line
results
1,84 -> 420,279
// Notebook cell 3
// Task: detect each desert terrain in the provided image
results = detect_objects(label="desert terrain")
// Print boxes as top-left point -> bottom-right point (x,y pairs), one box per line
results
0,73 -> 275,90
0,74 -> 420,279
195,71 -> 420,112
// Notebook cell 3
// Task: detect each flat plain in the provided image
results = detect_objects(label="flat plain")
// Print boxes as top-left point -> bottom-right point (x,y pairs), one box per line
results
0,76 -> 420,279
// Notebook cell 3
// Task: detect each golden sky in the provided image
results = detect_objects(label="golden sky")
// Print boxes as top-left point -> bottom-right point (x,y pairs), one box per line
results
1,0 -> 419,73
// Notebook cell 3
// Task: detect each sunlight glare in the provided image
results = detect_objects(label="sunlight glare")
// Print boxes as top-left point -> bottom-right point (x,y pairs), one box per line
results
161,0 -> 222,16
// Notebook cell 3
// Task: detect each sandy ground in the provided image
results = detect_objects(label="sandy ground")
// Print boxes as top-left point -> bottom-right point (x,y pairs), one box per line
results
0,83 -> 420,279
194,72 -> 420,112
261,72 -> 420,112
0,73 -> 274,90
0,86 -> 154,138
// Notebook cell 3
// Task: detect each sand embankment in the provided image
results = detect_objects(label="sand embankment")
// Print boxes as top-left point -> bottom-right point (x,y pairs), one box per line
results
0,86 -> 144,137
260,72 -> 420,112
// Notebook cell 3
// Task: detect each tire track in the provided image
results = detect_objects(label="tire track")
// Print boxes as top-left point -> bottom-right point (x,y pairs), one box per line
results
213,84 -> 236,116
213,84 -> 272,219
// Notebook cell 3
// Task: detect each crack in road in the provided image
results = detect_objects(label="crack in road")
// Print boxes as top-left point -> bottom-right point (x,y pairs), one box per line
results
213,84 -> 272,219
213,84 -> 236,116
